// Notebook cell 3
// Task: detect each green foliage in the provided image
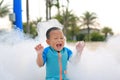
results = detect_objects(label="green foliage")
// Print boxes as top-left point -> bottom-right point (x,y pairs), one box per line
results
53,14 -> 63,24
76,32 -> 105,41
84,34 -> 91,41
23,22 -> 38,38
53,8 -> 79,41
101,27 -> 113,39
79,11 -> 99,41
76,33 -> 85,41
90,32 -> 105,41
46,1 -> 115,42
53,10 -> 113,42
23,18 -> 42,38
0,0 -> 10,17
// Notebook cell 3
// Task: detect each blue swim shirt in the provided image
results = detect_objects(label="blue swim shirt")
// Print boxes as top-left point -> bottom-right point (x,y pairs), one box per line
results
42,46 -> 72,80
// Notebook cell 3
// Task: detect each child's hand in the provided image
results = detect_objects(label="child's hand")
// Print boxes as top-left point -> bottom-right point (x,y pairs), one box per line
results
76,41 -> 85,54
34,44 -> 44,54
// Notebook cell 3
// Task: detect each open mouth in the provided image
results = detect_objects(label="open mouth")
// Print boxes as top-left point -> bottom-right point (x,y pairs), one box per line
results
56,44 -> 62,48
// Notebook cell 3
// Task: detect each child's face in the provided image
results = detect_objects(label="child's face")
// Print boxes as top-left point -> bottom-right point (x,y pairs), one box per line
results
46,30 -> 65,51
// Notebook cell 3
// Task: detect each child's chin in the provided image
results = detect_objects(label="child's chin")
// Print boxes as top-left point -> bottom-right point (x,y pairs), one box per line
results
56,47 -> 63,51
57,48 -> 63,51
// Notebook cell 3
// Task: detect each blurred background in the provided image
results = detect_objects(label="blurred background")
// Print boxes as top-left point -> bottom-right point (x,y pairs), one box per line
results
0,0 -> 120,41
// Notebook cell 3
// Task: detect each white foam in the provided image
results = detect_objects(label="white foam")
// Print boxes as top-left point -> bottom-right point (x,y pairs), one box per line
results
0,19 -> 120,80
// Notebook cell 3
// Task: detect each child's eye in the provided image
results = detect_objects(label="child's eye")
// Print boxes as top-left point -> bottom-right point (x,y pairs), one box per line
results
54,38 -> 58,39
60,38 -> 63,39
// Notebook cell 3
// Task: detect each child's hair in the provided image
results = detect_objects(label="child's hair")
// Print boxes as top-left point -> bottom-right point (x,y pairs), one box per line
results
46,27 -> 61,39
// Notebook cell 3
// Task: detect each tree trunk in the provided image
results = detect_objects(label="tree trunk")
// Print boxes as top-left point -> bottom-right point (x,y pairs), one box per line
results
87,26 -> 90,41
46,0 -> 49,20
26,0 -> 30,33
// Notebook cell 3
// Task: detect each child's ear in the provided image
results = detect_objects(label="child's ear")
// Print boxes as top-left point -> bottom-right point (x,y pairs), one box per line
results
46,39 -> 50,45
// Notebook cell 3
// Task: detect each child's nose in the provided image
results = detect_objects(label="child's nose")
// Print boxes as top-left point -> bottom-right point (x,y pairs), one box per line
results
58,39 -> 61,41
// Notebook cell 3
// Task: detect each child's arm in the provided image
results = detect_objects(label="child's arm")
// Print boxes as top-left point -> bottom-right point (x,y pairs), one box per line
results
70,41 -> 85,64
76,41 -> 85,56
35,44 -> 44,67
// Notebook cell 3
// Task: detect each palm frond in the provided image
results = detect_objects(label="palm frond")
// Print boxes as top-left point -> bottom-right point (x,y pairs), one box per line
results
0,0 -> 4,6
0,4 -> 10,17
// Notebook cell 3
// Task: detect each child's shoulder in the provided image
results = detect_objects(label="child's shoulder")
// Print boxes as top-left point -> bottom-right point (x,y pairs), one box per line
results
44,46 -> 50,49
63,47 -> 72,52
44,46 -> 51,52
64,47 -> 71,50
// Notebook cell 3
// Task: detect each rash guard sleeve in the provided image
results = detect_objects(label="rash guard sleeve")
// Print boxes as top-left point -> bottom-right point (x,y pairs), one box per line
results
64,47 -> 73,60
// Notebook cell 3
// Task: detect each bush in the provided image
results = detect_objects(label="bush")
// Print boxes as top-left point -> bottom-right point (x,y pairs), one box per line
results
90,32 -> 105,41
76,33 -> 85,41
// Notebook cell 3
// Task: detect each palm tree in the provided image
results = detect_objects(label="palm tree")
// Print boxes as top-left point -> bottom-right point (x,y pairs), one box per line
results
0,0 -> 10,18
48,0 -> 51,19
63,8 -> 79,37
45,0 -> 69,20
80,11 -> 98,41
26,0 -> 30,33
54,8 -> 79,40
101,27 -> 113,39
54,0 -> 60,14
46,0 -> 59,20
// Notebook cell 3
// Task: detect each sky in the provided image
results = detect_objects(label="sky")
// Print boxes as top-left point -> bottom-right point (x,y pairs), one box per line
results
1,0 -> 120,34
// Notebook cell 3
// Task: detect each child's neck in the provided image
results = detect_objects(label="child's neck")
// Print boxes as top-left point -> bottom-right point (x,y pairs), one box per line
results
57,51 -> 60,53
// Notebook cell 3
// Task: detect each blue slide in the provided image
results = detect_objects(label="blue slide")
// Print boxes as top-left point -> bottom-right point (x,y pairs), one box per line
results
13,0 -> 23,30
